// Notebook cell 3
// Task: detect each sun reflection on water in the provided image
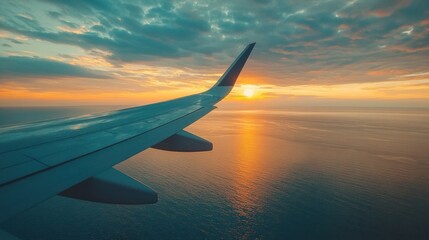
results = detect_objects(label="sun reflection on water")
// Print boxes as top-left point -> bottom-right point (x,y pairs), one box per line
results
229,113 -> 264,219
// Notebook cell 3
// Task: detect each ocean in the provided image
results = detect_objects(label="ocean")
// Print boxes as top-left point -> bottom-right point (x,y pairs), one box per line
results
1,106 -> 428,240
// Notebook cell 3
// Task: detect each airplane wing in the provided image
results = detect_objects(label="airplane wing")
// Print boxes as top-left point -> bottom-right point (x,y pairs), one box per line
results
0,43 -> 255,236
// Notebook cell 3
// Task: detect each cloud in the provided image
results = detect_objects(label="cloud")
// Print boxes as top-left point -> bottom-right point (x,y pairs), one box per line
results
369,0 -> 412,17
0,56 -> 109,79
0,0 -> 428,88
47,11 -> 61,19
0,6 -> 211,62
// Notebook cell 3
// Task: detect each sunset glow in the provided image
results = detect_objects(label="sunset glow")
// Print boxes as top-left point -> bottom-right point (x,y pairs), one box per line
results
243,88 -> 255,98
0,0 -> 428,108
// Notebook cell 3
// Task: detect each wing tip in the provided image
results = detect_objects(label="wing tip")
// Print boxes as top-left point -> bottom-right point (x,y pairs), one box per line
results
215,42 -> 256,87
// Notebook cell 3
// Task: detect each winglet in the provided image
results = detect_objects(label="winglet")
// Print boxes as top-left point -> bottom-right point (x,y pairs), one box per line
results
213,42 -> 256,87
205,43 -> 255,101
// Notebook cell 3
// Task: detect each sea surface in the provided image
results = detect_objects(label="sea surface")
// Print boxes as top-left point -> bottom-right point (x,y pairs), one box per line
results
0,106 -> 428,240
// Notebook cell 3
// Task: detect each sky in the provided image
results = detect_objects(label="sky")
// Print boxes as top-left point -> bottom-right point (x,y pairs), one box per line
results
0,0 -> 428,108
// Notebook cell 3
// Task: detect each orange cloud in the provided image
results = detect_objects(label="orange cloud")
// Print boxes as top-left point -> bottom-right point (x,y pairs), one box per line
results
56,25 -> 89,34
367,69 -> 408,77
369,0 -> 411,17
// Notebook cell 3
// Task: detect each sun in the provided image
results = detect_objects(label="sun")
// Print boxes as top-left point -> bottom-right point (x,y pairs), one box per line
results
243,88 -> 255,98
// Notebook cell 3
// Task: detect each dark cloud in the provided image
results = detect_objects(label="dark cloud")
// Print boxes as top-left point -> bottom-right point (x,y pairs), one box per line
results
43,0 -> 119,15
14,14 -> 45,32
47,11 -> 61,19
123,3 -> 143,19
58,20 -> 79,29
90,24 -> 107,33
57,54 -> 73,59
369,0 -> 412,17
0,1 -> 214,62
0,0 -> 428,86
7,38 -> 23,44
0,56 -> 109,79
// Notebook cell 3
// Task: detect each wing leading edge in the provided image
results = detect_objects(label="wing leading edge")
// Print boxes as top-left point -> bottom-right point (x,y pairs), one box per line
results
0,43 -> 256,234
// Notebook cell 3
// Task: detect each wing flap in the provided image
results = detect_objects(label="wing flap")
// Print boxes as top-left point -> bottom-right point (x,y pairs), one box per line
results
22,131 -> 122,167
0,152 -> 47,185
0,152 -> 34,169
0,160 -> 46,186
